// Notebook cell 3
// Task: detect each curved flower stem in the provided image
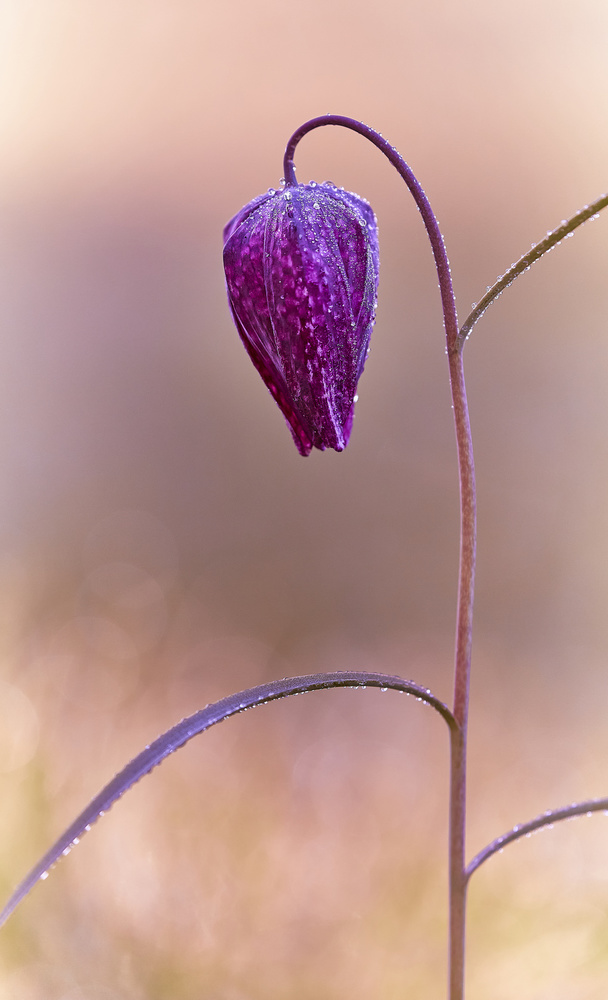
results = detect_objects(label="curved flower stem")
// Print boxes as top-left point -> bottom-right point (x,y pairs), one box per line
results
285,116 -> 476,1000
284,116 -> 460,354
465,795 -> 608,882
0,670 -> 455,931
457,193 -> 608,352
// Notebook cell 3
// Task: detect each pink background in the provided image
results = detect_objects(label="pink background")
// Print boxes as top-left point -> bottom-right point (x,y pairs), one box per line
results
0,2 -> 607,997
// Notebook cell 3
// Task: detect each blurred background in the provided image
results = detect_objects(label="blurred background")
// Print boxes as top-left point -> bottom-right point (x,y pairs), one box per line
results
0,1 -> 607,997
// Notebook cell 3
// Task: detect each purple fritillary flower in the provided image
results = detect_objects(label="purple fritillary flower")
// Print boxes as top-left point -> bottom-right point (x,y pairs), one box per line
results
223,181 -> 379,456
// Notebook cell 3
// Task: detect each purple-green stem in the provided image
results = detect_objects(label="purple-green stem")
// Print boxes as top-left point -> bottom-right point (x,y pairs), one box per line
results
285,116 -> 476,1000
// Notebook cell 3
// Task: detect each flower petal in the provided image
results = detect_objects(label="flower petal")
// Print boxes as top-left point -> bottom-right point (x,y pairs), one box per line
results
223,182 -> 379,455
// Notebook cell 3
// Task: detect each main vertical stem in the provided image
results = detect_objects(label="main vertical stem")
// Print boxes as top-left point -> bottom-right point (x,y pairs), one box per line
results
448,349 -> 476,1000
283,116 -> 477,1000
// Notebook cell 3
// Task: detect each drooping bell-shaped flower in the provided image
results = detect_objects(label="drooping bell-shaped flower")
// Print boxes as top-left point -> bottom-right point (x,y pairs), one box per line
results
223,181 -> 379,456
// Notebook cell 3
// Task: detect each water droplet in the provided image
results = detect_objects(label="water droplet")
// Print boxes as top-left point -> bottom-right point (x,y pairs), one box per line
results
40,871 -> 49,881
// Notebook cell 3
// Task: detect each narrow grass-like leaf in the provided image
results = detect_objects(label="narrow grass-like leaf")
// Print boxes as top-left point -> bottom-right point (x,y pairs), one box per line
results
457,193 -> 608,351
466,795 -> 608,882
0,670 -> 455,928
